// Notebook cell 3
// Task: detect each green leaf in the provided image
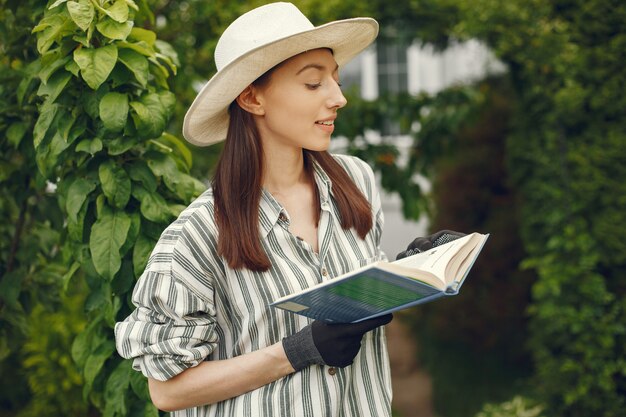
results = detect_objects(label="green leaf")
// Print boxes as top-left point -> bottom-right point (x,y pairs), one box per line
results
65,59 -> 80,76
33,102 -> 59,149
99,92 -> 129,132
133,233 -> 155,277
67,177 -> 97,222
119,211 -> 140,256
159,132 -> 192,169
169,203 -> 186,217
56,110 -> 79,142
146,151 -> 176,177
96,17 -> 133,40
83,341 -> 116,396
118,48 -> 149,87
67,0 -> 95,32
34,13 -> 76,54
81,86 -> 109,119
125,0 -> 139,11
7,122 -> 28,148
0,271 -> 23,309
147,152 -> 205,201
104,0 -> 129,23
155,39 -> 180,67
38,53 -> 71,84
103,294 -> 122,328
49,0 -> 69,8
140,403 -> 159,417
129,91 -> 175,139
129,27 -> 156,45
68,199 -> 88,242
117,40 -> 154,57
36,131 -> 72,176
37,69 -> 72,103
89,205 -> 131,280
129,371 -> 151,401
133,186 -> 171,223
76,137 -> 103,154
85,281 -> 110,312
99,160 -> 131,208
71,326 -> 93,368
128,160 -> 157,192
105,136 -> 136,155
62,261 -> 81,291
112,259 -> 135,294
104,360 -> 131,416
17,61 -> 41,106
74,45 -> 118,90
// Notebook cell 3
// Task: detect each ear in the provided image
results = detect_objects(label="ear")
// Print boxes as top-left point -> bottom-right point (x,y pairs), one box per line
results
236,85 -> 265,116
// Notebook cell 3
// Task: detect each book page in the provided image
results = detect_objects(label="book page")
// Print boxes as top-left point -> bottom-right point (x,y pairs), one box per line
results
390,234 -> 476,287
443,234 -> 483,284
446,234 -> 489,290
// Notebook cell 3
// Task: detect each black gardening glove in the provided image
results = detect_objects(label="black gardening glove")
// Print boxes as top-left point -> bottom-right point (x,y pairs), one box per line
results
395,230 -> 466,260
282,314 -> 393,371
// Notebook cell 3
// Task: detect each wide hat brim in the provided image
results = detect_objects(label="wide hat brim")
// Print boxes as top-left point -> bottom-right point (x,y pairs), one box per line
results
183,18 -> 378,147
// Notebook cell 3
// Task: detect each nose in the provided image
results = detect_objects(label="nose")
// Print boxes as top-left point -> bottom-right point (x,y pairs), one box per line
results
327,82 -> 347,109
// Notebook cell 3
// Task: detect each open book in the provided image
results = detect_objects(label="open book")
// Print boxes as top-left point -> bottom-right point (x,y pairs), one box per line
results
271,232 -> 489,323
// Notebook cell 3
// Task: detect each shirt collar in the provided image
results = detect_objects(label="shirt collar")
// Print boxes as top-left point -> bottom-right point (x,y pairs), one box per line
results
258,158 -> 333,238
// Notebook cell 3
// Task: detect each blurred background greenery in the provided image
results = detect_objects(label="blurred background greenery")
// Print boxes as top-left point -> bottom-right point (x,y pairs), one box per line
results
1,0 -> 624,416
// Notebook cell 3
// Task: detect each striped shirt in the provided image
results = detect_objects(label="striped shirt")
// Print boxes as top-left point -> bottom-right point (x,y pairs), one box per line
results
115,154 -> 392,417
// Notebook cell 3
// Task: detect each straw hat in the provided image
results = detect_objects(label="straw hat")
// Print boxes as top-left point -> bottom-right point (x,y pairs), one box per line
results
182,2 -> 379,146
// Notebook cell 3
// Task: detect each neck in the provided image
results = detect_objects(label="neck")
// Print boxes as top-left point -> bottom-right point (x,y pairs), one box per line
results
263,147 -> 310,194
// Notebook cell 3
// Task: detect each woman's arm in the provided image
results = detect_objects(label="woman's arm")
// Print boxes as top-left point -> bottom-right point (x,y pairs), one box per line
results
149,341 -> 294,411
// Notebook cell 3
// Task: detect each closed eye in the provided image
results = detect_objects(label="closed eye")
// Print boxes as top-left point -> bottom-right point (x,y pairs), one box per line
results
306,83 -> 322,90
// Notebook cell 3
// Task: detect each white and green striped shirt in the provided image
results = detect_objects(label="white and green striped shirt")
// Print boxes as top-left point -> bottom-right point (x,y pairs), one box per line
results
115,154 -> 392,417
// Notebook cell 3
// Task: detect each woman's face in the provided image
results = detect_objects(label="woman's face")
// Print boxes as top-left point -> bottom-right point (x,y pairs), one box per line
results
252,48 -> 347,152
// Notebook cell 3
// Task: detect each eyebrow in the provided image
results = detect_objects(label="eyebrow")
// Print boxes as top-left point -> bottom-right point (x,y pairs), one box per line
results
296,63 -> 339,75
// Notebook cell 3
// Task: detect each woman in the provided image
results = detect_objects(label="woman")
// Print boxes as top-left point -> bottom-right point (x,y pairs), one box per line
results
115,3 -> 460,416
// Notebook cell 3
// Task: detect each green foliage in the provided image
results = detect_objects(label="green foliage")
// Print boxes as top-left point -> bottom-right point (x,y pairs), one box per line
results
17,288 -> 91,417
443,0 -> 626,415
0,0 -> 74,411
474,396 -> 545,417
10,0 -> 207,414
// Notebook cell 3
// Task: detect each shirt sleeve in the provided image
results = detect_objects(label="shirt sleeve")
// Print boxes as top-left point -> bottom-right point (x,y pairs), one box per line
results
114,243 -> 219,381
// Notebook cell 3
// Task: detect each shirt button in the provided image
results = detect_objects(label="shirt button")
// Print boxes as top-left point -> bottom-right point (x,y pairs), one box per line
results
328,367 -> 337,376
279,213 -> 287,222
321,268 -> 328,277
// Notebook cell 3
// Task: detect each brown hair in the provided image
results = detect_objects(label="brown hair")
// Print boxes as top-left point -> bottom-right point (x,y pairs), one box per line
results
212,75 -> 373,271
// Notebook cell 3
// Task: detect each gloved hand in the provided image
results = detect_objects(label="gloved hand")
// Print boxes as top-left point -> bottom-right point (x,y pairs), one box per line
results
396,230 -> 466,260
282,314 -> 393,371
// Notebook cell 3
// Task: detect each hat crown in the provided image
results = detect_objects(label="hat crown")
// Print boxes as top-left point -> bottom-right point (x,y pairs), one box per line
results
215,2 -> 315,71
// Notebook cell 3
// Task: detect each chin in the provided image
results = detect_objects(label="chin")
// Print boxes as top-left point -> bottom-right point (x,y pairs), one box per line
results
306,142 -> 331,152
298,131 -> 331,152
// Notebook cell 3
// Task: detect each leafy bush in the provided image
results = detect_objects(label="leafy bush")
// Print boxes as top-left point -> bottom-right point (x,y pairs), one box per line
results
450,0 -> 626,415
24,0 -> 204,414
17,288 -> 90,417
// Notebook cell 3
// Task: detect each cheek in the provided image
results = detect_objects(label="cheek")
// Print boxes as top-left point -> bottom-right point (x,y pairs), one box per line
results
267,103 -> 311,128
265,88 -> 315,122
